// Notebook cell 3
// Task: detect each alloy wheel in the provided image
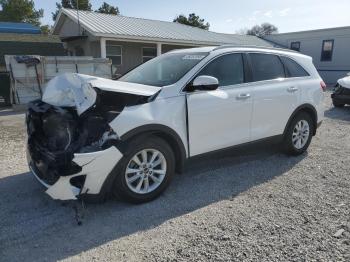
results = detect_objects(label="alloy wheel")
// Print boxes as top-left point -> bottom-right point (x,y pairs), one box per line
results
292,120 -> 310,150
125,149 -> 167,194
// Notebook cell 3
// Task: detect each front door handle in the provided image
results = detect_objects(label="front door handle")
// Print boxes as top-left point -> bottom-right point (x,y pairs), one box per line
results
287,86 -> 298,93
236,93 -> 251,100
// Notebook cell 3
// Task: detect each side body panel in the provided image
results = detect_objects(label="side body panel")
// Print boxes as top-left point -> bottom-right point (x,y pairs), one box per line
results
187,85 -> 253,156
250,78 -> 301,140
292,54 -> 324,124
250,53 -> 324,140
109,95 -> 188,156
299,78 -> 324,124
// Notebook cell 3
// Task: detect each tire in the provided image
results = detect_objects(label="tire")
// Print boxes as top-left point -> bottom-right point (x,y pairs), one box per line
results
333,100 -> 345,108
112,135 -> 175,204
283,112 -> 314,156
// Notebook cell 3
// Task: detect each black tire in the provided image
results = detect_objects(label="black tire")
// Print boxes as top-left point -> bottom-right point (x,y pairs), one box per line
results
333,100 -> 345,108
283,112 -> 314,156
112,135 -> 175,204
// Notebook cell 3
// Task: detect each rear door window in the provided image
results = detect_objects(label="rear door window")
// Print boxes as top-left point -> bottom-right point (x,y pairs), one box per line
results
280,56 -> 309,78
197,53 -> 244,86
249,53 -> 285,82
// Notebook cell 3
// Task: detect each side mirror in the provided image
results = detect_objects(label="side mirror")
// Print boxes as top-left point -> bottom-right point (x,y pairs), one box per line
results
187,75 -> 219,92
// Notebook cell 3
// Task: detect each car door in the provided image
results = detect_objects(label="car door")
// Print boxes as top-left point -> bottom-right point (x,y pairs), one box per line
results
186,53 -> 254,156
248,53 -> 301,141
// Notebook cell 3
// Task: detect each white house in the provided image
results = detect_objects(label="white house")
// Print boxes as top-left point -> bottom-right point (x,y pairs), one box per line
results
52,8 -> 275,76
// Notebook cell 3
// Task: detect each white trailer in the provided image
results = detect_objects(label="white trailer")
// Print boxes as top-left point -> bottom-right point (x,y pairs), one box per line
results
5,55 -> 112,104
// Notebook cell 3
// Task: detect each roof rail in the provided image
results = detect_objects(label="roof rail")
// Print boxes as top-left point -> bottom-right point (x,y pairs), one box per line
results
213,44 -> 297,53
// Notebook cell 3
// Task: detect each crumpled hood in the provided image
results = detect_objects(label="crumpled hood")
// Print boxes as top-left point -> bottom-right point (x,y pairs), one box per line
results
338,76 -> 350,89
42,73 -> 161,115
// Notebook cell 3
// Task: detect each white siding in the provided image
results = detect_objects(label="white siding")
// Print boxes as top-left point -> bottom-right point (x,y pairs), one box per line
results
58,17 -> 81,38
265,27 -> 350,85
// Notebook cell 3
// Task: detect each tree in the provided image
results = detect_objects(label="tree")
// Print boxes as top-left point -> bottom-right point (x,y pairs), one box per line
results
52,0 -> 92,21
0,0 -> 43,26
173,13 -> 210,30
246,23 -> 278,37
40,24 -> 51,35
96,2 -> 120,15
235,28 -> 249,35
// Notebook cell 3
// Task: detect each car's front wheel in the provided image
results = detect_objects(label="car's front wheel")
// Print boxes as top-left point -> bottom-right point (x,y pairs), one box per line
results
283,112 -> 314,155
113,136 -> 175,203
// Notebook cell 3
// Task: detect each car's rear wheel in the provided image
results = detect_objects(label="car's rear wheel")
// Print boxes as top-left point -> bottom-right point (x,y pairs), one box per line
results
113,136 -> 175,203
283,112 -> 314,155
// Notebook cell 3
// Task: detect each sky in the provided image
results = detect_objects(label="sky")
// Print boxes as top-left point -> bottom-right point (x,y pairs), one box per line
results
34,0 -> 350,33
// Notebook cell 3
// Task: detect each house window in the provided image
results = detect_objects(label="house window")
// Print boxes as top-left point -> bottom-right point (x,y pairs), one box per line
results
142,47 -> 157,63
106,41 -> 122,65
290,42 -> 300,51
321,40 -> 334,61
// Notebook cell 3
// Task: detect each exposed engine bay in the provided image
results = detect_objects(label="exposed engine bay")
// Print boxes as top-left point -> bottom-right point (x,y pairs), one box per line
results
26,73 -> 161,199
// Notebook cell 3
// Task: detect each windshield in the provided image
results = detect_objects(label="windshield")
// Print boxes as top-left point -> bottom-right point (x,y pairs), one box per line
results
119,52 -> 208,87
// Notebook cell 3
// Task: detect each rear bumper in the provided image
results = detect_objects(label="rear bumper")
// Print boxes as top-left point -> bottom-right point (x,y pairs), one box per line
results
28,146 -> 123,200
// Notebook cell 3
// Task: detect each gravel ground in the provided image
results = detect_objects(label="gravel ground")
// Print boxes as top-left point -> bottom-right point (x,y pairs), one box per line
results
0,93 -> 349,262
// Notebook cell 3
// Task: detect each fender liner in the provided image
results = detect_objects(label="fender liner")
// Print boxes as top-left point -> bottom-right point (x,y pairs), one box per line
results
283,104 -> 318,137
121,124 -> 187,173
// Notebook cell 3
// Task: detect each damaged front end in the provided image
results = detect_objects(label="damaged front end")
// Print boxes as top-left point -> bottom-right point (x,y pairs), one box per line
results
331,77 -> 350,106
26,73 -> 161,200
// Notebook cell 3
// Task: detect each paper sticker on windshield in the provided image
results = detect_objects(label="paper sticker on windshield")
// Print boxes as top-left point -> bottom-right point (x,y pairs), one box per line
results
182,55 -> 206,60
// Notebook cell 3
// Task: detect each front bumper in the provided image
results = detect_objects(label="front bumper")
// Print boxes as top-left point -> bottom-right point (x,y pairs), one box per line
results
331,85 -> 350,105
28,146 -> 123,200
331,93 -> 350,104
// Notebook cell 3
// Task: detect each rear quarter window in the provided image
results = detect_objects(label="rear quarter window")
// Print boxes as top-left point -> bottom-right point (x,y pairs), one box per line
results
280,56 -> 310,78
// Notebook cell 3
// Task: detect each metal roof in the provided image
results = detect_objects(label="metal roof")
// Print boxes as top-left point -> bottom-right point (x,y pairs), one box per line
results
0,22 -> 41,34
264,25 -> 350,36
54,9 -> 274,47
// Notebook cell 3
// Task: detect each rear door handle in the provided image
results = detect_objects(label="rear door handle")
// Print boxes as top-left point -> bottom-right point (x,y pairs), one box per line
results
287,86 -> 298,93
236,93 -> 251,100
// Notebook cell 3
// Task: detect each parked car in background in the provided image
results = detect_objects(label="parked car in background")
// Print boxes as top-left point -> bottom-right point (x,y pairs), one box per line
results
331,74 -> 350,107
26,46 -> 325,204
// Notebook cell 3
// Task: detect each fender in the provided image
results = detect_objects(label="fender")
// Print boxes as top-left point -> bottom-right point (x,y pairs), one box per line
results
96,124 -> 187,201
121,124 -> 187,173
283,104 -> 318,136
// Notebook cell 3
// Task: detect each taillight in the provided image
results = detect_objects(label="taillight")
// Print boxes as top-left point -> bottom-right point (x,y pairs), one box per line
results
320,81 -> 327,92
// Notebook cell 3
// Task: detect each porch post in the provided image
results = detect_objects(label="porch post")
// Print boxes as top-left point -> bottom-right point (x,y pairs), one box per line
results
100,37 -> 107,58
156,42 -> 162,56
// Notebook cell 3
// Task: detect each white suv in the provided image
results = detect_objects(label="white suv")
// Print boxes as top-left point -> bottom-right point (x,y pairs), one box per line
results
26,46 -> 325,203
